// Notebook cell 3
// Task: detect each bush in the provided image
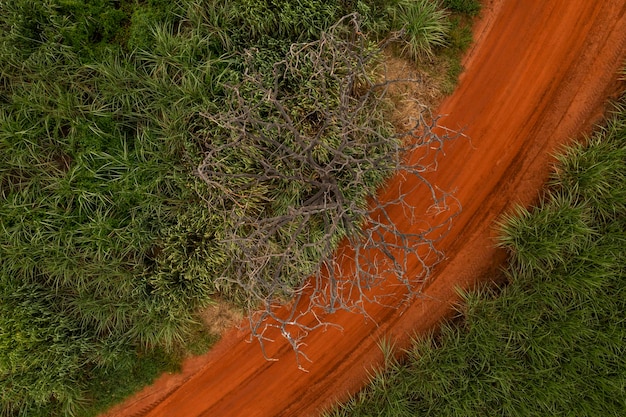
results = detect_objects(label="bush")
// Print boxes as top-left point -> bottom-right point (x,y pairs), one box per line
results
391,0 -> 451,61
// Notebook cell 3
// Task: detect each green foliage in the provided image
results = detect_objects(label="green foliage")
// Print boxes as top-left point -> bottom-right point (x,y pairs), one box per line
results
0,0 -> 181,58
327,102 -> 626,416
347,0 -> 456,63
150,206 -> 228,305
552,117 -> 626,222
390,0 -> 451,61
0,280 -> 186,417
1,283 -> 93,417
447,15 -> 474,52
346,0 -> 400,35
436,12 -> 476,95
123,0 -> 183,51
0,0 -> 125,58
78,346 -> 182,417
497,194 -> 595,276
443,0 -> 481,16
180,0 -> 344,53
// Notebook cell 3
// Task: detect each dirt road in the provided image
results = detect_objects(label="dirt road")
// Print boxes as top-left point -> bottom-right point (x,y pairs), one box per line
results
102,1 -> 626,416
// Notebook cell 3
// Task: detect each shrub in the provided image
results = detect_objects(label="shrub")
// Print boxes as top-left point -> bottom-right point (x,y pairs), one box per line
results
391,0 -> 451,61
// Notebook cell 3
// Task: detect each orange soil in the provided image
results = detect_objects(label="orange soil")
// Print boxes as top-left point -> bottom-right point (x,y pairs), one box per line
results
101,1 -> 626,416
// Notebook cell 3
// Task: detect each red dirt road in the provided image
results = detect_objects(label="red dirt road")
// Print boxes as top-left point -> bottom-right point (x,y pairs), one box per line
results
102,1 -> 626,416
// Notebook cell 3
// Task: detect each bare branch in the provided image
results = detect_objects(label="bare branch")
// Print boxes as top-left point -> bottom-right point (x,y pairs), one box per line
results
196,14 -> 461,367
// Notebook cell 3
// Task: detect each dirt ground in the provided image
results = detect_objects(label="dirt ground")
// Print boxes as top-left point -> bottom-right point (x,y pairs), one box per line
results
101,1 -> 626,416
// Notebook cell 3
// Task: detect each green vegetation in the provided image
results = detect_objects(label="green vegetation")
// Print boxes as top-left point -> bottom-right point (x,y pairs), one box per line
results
327,100 -> 626,416
443,0 -> 481,16
391,0 -> 451,61
0,0 -> 476,415
433,2 -> 478,94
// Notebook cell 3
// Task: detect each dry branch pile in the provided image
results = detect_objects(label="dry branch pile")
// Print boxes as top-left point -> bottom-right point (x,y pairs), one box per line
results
197,15 -> 460,365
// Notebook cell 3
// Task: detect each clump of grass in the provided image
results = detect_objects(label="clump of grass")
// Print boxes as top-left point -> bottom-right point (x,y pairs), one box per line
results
391,0 -> 451,61
551,115 -> 626,221
326,100 -> 626,416
497,193 -> 595,276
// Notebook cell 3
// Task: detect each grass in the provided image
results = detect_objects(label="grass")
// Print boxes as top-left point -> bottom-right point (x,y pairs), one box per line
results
79,323 -> 218,417
79,348 -> 182,417
384,0 -> 479,95
437,9 -> 478,94
326,100 -> 626,416
392,0 -> 452,61
443,0 -> 482,16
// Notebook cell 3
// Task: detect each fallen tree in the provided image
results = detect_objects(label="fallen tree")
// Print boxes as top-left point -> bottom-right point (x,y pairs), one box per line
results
197,15 -> 460,367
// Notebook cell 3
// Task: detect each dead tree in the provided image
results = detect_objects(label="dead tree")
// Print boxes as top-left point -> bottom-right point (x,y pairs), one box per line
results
197,14 -> 460,369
